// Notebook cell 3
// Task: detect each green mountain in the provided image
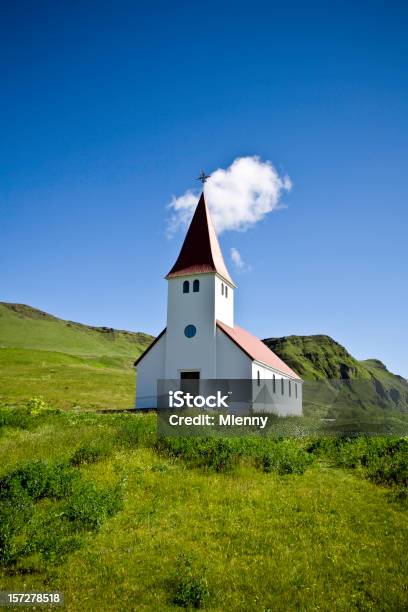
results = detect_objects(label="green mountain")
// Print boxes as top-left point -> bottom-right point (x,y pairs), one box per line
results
1,301 -> 407,417
0,303 -> 152,361
263,334 -> 408,414
0,302 -> 153,409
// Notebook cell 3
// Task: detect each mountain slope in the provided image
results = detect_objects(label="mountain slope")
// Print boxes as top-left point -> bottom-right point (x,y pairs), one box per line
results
1,301 -> 407,415
0,302 -> 154,409
0,303 -> 152,363
263,335 -> 408,413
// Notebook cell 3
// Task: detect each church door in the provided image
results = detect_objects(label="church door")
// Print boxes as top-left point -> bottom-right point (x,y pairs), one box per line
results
180,371 -> 200,397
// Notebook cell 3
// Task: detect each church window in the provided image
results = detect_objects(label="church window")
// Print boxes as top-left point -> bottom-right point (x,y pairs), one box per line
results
289,380 -> 291,397
281,378 -> 284,395
221,283 -> 224,296
184,324 -> 197,338
225,285 -> 228,298
273,374 -> 276,393
257,370 -> 260,387
193,279 -> 200,292
295,383 -> 298,399
183,280 -> 190,293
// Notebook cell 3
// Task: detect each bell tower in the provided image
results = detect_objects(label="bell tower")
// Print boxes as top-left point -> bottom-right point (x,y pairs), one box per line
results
164,192 -> 235,379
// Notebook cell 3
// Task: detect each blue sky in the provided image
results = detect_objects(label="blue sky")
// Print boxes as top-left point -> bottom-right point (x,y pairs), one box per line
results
1,1 -> 407,376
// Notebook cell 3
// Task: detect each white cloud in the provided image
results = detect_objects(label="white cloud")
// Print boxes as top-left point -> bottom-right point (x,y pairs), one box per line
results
230,247 -> 244,269
230,247 -> 252,273
166,156 -> 292,238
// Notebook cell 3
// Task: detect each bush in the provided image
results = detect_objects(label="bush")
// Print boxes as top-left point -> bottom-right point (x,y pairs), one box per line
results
29,515 -> 83,563
0,461 -> 78,566
156,437 -> 238,472
115,415 -> 155,448
24,396 -> 50,415
305,435 -> 408,488
366,452 -> 408,487
156,436 -> 316,475
0,407 -> 31,431
172,554 -> 209,609
260,441 -> 313,475
0,461 -> 78,502
0,499 -> 33,565
387,485 -> 408,507
0,459 -> 124,567
70,442 -> 112,467
63,480 -> 124,530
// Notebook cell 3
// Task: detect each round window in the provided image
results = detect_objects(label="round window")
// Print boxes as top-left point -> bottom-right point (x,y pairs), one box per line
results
184,325 -> 196,338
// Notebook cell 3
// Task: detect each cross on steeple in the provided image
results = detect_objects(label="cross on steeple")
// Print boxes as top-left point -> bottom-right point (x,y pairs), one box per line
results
197,170 -> 210,184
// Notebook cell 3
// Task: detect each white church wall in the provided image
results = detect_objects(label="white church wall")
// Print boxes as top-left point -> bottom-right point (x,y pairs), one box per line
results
216,327 -> 252,378
136,333 -> 166,408
214,275 -> 234,327
216,327 -> 252,412
165,275 -> 217,379
251,361 -> 302,416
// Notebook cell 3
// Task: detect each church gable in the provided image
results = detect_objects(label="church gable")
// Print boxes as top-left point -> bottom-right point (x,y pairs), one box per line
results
134,328 -> 166,367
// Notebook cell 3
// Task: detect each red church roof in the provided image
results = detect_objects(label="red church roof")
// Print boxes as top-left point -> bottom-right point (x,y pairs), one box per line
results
217,320 -> 301,380
166,193 -> 235,286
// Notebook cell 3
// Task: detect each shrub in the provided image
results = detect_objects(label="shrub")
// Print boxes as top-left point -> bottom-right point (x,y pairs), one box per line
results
305,436 -> 408,488
24,396 -> 50,415
63,480 -> 123,530
199,439 -> 235,472
387,485 -> 408,507
0,499 -> 32,565
366,452 -> 408,487
156,437 -> 238,472
0,461 -> 78,502
260,441 -> 313,475
29,516 -> 82,563
0,461 -> 78,566
172,554 -> 209,609
0,407 -> 31,431
115,415 -> 155,448
0,460 -> 124,567
70,442 -> 112,467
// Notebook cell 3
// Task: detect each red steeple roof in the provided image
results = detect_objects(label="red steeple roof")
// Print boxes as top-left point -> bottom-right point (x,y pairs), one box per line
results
166,192 -> 235,285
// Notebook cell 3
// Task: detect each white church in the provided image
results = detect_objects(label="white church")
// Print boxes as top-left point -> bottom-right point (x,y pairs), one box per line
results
135,191 -> 302,415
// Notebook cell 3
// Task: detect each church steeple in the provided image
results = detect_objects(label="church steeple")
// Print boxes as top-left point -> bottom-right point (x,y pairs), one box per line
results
166,193 -> 235,286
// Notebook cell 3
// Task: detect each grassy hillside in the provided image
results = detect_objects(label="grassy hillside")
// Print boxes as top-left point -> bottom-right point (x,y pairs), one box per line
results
1,310 -> 407,609
264,334 -> 408,414
1,301 -> 407,414
0,409 -> 407,610
0,303 -> 152,361
0,303 -> 153,409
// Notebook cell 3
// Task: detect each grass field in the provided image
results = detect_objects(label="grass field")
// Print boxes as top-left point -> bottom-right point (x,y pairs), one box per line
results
2,302 -> 408,414
1,302 -> 407,610
1,407 -> 407,611
0,303 -> 153,409
0,348 -> 136,410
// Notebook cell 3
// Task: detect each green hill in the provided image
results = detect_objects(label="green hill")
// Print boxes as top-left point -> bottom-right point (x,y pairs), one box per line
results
263,334 -> 408,416
1,301 -> 407,416
0,303 -> 152,361
0,302 -> 153,409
